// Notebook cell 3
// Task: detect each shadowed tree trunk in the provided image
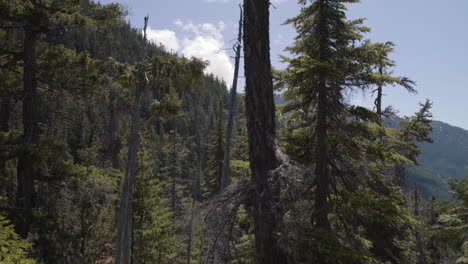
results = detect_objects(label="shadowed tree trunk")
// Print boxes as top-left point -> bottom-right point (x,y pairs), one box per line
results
115,75 -> 142,264
243,0 -> 287,263
375,66 -> 383,117
220,5 -> 242,192
0,94 -> 10,133
16,25 -> 38,238
313,0 -> 331,230
115,16 -> 149,264
213,8 -> 243,263
0,92 -> 11,199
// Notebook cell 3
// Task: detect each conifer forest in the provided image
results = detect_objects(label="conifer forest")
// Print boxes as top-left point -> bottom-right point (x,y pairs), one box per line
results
1,0 -> 468,263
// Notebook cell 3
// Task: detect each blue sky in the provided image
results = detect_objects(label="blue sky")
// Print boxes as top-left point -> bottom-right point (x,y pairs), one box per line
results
100,0 -> 468,130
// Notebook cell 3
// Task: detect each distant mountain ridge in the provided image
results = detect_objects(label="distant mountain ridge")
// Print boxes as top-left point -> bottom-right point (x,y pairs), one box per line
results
406,120 -> 468,200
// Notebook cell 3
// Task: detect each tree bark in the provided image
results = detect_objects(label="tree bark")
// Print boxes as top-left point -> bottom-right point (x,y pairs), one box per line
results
16,25 -> 38,238
115,78 -> 142,264
374,67 -> 383,118
220,6 -> 242,192
314,79 -> 330,229
243,1 -> 287,263
115,16 -> 149,264
313,0 -> 331,230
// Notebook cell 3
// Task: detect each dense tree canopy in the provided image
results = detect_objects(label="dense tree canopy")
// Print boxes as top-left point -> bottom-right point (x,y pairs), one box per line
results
0,0 -> 463,264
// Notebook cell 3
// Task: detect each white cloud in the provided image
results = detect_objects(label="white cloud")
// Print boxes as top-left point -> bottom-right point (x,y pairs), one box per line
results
179,20 -> 233,86
146,27 -> 180,51
174,19 -> 183,26
146,20 -> 233,86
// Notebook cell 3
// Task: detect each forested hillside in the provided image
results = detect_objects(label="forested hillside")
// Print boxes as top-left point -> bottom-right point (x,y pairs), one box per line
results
383,118 -> 468,200
0,0 -> 466,264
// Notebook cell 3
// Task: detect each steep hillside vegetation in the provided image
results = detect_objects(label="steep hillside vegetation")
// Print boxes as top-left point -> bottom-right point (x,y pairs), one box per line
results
388,119 -> 468,199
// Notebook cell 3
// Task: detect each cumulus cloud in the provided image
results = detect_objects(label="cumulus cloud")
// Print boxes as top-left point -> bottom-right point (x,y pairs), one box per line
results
145,20 -> 234,86
146,27 -> 180,51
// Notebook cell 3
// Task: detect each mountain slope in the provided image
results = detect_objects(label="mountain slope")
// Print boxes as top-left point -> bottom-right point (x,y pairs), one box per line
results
408,121 -> 468,199
383,118 -> 468,200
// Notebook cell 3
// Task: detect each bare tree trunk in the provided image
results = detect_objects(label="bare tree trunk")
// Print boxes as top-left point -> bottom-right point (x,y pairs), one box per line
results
115,80 -> 141,264
16,25 -> 38,238
243,1 -> 287,263
220,6 -> 243,192
115,16 -> 149,264
374,66 -> 383,118
212,8 -> 243,264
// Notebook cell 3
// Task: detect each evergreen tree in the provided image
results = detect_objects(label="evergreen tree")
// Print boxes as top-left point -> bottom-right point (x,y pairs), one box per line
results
392,100 -> 434,189
368,41 -> 416,119
205,100 -> 225,197
0,213 -> 35,264
279,0 -> 374,230
133,133 -> 175,264
277,1 -> 427,262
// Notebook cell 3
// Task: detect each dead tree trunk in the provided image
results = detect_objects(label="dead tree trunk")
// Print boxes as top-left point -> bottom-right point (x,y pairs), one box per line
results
212,8 -> 243,264
374,66 -> 383,118
16,25 -> 38,238
115,76 -> 142,264
220,5 -> 243,192
243,1 -> 287,263
115,16 -> 149,264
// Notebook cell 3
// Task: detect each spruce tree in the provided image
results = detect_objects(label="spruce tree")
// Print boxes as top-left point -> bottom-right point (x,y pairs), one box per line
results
280,0 -> 374,230
205,100 -> 225,197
